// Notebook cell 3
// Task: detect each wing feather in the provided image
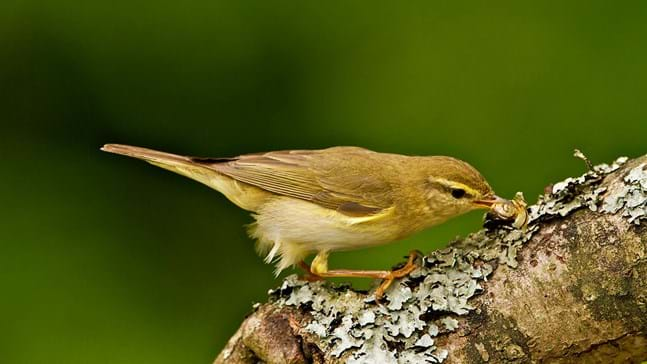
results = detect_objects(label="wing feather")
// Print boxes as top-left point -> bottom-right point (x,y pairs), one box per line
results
194,147 -> 395,216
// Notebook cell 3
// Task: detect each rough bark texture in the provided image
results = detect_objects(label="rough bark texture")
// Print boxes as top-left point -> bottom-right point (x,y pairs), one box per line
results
215,155 -> 647,364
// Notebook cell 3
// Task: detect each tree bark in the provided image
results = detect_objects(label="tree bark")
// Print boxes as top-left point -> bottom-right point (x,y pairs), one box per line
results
215,155 -> 647,364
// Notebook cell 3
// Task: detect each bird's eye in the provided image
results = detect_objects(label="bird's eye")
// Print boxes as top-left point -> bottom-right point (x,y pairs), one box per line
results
451,188 -> 466,199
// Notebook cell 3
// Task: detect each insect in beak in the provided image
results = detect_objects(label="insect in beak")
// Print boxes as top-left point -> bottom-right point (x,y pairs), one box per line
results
481,192 -> 529,229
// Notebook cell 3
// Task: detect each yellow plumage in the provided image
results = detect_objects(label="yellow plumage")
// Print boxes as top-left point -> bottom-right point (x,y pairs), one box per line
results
102,144 -> 505,298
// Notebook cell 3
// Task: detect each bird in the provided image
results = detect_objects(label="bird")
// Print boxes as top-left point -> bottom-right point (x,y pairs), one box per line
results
101,144 -> 509,300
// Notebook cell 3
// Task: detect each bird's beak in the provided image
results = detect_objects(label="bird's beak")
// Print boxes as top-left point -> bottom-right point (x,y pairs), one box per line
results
473,195 -> 508,209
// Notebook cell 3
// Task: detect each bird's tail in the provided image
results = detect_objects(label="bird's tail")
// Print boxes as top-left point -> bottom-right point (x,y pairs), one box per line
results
101,144 -> 217,187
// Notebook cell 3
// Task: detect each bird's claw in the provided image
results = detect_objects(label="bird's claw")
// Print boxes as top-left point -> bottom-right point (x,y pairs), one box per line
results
374,250 -> 420,302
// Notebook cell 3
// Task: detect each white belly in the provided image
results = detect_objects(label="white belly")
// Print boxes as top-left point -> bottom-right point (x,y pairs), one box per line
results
247,197 -> 400,273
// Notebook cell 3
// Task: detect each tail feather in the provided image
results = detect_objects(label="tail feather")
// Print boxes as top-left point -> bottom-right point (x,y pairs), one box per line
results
101,143 -> 270,212
101,143 -> 219,187
101,144 -> 192,164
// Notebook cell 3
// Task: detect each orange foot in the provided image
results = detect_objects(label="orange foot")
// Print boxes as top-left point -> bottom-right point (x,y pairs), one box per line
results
299,251 -> 421,302
374,250 -> 420,301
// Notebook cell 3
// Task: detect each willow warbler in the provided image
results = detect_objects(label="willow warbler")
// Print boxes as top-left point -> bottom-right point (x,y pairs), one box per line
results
102,144 -> 510,299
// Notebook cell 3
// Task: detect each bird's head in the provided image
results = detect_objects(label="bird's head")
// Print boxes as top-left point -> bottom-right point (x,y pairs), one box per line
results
421,156 -> 507,221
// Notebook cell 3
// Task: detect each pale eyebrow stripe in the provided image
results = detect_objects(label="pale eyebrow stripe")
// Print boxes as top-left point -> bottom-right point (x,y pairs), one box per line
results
427,178 -> 479,197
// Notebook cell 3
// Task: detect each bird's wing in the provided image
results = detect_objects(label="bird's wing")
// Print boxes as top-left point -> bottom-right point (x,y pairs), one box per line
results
194,147 -> 395,216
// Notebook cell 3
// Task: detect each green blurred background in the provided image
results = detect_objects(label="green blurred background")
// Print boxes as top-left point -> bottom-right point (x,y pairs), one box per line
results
1,1 -> 646,363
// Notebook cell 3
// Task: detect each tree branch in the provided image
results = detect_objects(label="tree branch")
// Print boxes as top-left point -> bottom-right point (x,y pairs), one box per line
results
215,155 -> 647,364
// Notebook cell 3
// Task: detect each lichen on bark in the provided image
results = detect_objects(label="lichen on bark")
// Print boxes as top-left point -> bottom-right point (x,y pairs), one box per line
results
215,155 -> 647,364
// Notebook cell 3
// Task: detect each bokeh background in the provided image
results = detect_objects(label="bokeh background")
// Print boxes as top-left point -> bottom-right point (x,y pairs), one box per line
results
1,1 -> 646,363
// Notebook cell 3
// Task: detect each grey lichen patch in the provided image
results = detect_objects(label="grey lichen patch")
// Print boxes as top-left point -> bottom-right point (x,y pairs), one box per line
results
266,155 -> 644,363
601,162 -> 647,224
269,244 -> 501,363
529,156 -> 627,220
415,334 -> 435,348
440,317 -> 459,331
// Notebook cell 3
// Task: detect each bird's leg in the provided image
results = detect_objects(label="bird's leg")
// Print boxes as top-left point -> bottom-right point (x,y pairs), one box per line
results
310,250 -> 420,301
297,261 -> 323,282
